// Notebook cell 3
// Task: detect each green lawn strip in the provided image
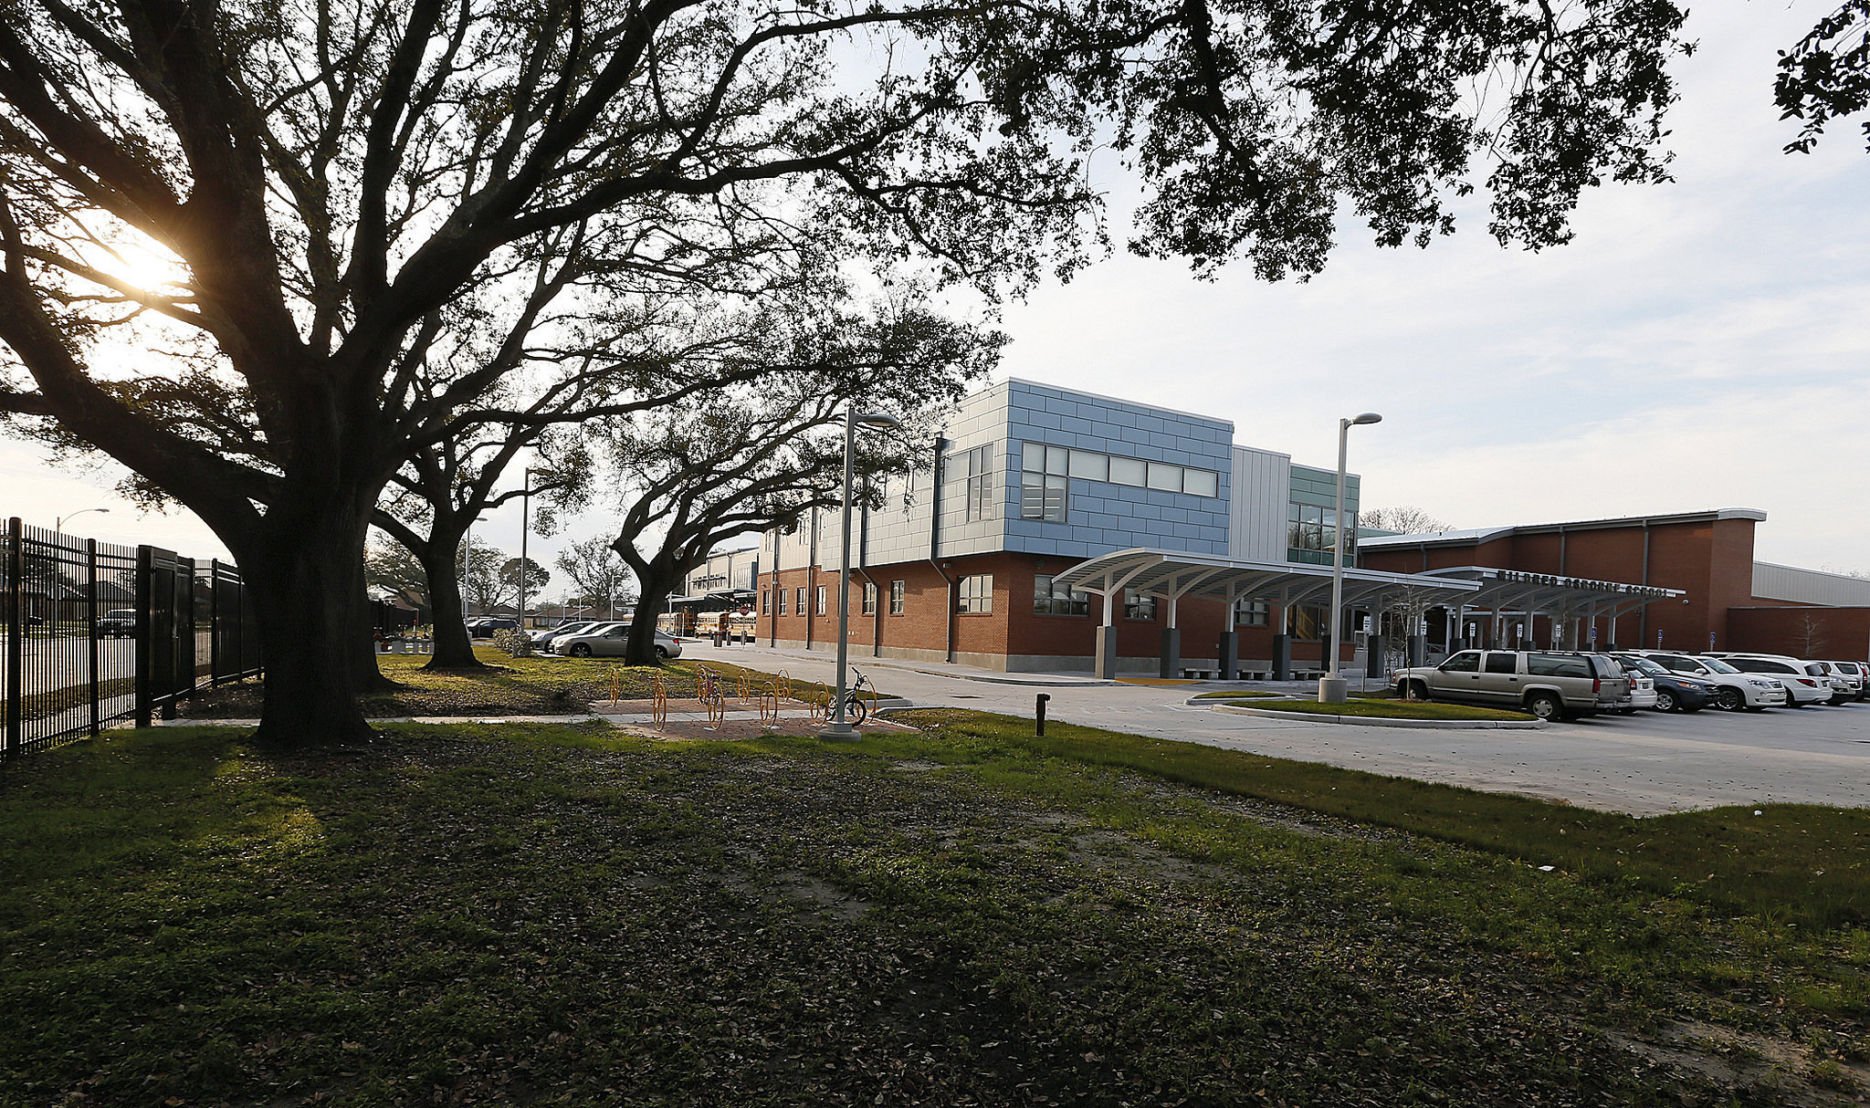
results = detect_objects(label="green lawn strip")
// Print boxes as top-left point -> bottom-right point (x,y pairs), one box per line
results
178,646 -> 857,718
1189,689 -> 1286,699
6,722 -> 1867,1103
886,710 -> 1869,936
1213,697 -> 1534,722
7,722 -> 1858,1104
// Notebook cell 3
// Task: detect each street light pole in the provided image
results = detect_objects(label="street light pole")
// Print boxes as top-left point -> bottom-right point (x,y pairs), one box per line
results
819,407 -> 900,740
54,506 -> 110,543
519,467 -> 532,630
1319,412 -> 1381,704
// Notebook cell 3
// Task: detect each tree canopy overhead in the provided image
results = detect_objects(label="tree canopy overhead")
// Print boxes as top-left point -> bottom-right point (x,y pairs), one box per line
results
0,0 -> 1703,741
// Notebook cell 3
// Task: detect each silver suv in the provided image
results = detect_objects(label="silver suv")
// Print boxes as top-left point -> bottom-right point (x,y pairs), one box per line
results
1392,649 -> 1633,721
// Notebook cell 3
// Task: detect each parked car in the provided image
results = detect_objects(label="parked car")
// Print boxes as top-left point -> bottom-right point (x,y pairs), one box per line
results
532,620 -> 601,649
553,624 -> 683,660
1716,655 -> 1835,706
1392,649 -> 1631,721
95,608 -> 137,638
1817,661 -> 1865,702
466,617 -> 520,638
1636,652 -> 1787,711
1828,661 -> 1870,701
1618,667 -> 1658,714
1610,654 -> 1714,712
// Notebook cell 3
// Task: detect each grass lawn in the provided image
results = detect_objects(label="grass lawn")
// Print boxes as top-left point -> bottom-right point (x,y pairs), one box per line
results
1,712 -> 1865,1104
1189,689 -> 1287,699
179,646 -> 848,718
1213,697 -> 1536,722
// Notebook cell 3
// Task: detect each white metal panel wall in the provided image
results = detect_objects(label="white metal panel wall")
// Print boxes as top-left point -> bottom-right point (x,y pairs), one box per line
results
1752,562 -> 1870,606
1228,445 -> 1291,562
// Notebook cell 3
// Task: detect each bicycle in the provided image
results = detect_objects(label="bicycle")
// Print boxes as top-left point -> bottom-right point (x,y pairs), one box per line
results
825,666 -> 878,726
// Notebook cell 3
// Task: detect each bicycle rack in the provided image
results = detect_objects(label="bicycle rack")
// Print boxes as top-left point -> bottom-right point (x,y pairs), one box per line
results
609,666 -> 622,706
650,672 -> 669,730
735,672 -> 754,702
759,680 -> 782,728
697,667 -> 725,730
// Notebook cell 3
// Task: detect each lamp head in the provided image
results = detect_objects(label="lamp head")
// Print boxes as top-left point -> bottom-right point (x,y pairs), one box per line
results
856,412 -> 901,430
1348,412 -> 1383,426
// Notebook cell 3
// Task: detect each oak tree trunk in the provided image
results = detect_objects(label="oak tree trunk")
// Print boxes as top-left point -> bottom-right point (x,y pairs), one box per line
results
624,569 -> 676,665
236,507 -> 378,746
419,536 -> 486,669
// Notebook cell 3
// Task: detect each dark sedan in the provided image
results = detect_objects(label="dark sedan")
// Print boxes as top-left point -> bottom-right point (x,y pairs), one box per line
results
1614,655 -> 1714,713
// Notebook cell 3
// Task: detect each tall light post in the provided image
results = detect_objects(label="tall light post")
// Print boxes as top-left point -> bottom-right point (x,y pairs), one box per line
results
54,506 -> 110,542
1319,412 -> 1381,704
518,467 -> 533,629
820,407 -> 900,740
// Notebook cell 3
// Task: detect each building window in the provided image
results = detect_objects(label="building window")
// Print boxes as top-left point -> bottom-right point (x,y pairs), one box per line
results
953,444 -> 996,522
1020,442 -> 1068,522
1287,503 -> 1357,565
1022,440 -> 1219,499
959,574 -> 994,614
815,585 -> 827,616
1183,468 -> 1219,497
1288,603 -> 1326,640
1124,589 -> 1156,620
890,579 -> 905,615
778,589 -> 789,616
1234,598 -> 1269,627
795,586 -> 805,615
862,581 -> 877,615
760,590 -> 771,615
1033,574 -> 1089,616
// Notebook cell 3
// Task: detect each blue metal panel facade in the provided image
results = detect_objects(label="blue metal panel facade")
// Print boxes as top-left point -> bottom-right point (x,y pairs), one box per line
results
1000,380 -> 1234,560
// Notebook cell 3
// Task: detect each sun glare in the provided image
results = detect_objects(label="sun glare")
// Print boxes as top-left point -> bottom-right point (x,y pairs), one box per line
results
100,238 -> 188,297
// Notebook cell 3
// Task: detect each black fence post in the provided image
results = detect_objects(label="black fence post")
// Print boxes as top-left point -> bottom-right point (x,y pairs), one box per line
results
88,538 -> 100,737
134,544 -> 152,728
5,517 -> 22,759
208,559 -> 221,686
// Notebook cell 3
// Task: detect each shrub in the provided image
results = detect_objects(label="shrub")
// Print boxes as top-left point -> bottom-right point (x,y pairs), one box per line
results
491,627 -> 533,657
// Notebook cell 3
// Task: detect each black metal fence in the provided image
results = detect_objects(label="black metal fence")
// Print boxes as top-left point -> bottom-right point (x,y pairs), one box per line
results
0,519 -> 262,758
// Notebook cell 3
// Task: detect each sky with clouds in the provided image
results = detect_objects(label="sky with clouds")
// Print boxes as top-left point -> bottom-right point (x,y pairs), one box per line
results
2,0 -> 1865,583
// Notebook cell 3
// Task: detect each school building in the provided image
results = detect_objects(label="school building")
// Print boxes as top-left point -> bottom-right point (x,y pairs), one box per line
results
676,380 -> 1869,676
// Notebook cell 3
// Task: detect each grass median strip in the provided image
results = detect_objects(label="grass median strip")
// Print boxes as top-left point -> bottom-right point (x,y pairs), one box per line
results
1212,697 -> 1536,722
3,715 -> 1863,1103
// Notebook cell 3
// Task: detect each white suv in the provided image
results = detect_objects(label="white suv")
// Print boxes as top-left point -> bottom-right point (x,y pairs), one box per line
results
1716,654 -> 1838,707
1818,661 -> 1865,701
1637,652 -> 1787,711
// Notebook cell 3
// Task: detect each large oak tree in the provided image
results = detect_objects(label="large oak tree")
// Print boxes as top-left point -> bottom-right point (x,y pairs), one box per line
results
1,0 -> 1697,743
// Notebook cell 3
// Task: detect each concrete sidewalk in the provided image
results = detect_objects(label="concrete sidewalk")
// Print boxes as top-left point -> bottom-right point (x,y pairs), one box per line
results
687,639 -> 1117,687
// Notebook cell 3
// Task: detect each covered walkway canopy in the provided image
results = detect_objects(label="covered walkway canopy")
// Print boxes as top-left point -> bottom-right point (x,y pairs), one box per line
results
1052,548 -> 1482,621
1412,566 -> 1683,653
1051,550 -> 1684,679
1052,549 -> 1484,678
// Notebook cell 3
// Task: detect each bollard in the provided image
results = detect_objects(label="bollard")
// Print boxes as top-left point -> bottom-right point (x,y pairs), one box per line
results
1036,693 -> 1051,736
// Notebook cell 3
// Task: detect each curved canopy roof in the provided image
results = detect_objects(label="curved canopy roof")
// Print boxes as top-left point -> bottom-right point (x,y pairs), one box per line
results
1049,549 -> 1483,611
1050,550 -> 1682,617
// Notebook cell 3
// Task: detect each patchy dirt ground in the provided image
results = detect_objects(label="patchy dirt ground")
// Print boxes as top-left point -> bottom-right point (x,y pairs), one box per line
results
2,722 -> 1863,1105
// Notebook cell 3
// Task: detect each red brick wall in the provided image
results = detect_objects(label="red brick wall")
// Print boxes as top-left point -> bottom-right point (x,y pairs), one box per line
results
760,551 -> 1353,669
1726,607 -> 1870,659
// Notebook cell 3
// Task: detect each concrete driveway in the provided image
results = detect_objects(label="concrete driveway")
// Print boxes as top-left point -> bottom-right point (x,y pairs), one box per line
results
681,641 -> 1870,816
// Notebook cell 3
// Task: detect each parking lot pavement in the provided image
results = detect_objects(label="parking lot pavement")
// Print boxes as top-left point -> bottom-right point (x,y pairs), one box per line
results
683,642 -> 1870,815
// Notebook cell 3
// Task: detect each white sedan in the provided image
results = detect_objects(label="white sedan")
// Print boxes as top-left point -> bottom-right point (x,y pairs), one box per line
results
552,624 -> 683,660
1637,652 -> 1787,711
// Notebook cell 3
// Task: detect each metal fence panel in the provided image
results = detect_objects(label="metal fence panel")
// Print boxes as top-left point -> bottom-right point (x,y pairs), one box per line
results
0,520 -> 260,758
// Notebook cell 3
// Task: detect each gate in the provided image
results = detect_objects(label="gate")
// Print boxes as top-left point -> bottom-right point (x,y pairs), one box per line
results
134,549 -> 263,725
0,520 -> 264,759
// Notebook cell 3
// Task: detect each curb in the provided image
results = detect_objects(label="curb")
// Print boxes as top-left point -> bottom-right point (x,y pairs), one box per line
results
1210,703 -> 1548,730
